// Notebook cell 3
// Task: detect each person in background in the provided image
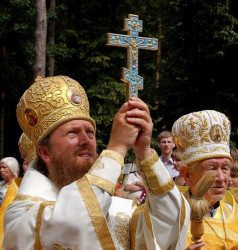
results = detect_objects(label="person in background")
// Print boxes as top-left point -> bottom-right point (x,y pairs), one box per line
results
0,133 -> 36,249
114,183 -> 123,197
158,130 -> 179,179
124,169 -> 145,203
171,149 -> 186,186
172,110 -> 238,249
227,159 -> 238,190
3,75 -> 190,250
230,146 -> 238,160
0,157 -> 19,207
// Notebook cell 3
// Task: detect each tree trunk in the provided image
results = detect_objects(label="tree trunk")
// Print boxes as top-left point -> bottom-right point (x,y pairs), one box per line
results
0,92 -> 4,159
47,0 -> 56,76
156,21 -> 161,88
34,0 -> 47,79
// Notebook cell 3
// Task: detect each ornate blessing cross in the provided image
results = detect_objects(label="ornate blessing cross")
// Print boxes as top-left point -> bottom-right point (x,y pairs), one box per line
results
107,14 -> 158,101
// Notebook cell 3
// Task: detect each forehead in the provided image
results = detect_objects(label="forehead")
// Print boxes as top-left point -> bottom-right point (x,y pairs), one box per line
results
160,137 -> 173,142
197,157 -> 231,168
0,162 -> 7,167
57,120 -> 94,131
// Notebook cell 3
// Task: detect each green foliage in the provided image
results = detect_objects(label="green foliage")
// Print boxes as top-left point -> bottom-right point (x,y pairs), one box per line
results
1,0 -> 238,160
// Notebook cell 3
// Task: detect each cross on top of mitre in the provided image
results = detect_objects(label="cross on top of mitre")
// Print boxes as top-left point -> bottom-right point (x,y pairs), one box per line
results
107,14 -> 158,101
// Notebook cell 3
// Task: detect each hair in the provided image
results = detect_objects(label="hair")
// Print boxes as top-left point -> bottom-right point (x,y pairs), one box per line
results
34,135 -> 51,176
171,149 -> 181,161
230,159 -> 238,177
230,147 -> 238,161
0,157 -> 20,177
158,131 -> 173,142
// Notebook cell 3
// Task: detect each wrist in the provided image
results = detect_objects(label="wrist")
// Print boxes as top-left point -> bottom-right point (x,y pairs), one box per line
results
106,144 -> 128,158
136,148 -> 154,161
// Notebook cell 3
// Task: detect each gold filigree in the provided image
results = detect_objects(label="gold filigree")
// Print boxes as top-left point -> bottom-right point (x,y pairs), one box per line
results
114,212 -> 131,249
87,174 -> 116,195
34,201 -> 55,250
76,176 -> 116,249
14,194 -> 46,203
88,156 -> 104,172
18,133 -> 36,163
140,154 -> 175,195
52,243 -> 73,250
139,244 -> 147,250
100,150 -> 124,167
131,204 -> 144,249
180,194 -> 186,232
172,110 -> 232,165
17,76 -> 95,146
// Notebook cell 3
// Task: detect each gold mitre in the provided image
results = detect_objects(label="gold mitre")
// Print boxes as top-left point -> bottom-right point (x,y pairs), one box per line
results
172,110 -> 232,166
18,133 -> 36,163
17,76 -> 96,146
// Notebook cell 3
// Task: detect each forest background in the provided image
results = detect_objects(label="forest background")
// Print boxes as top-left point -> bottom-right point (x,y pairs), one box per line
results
0,0 -> 238,163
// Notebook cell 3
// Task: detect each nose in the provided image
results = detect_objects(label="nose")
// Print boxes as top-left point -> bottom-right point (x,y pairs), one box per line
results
215,168 -> 225,183
77,131 -> 91,146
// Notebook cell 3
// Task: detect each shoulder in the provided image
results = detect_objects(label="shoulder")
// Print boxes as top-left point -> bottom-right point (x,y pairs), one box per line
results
228,187 -> 238,204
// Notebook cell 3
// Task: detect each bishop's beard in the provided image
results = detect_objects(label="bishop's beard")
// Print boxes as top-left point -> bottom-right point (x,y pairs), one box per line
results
49,152 -> 96,190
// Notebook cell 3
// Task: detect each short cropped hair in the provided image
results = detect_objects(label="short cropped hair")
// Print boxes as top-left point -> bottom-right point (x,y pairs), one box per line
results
158,131 -> 173,142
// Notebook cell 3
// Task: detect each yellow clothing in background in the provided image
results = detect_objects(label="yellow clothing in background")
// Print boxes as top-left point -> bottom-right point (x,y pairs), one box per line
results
0,178 -> 22,249
179,186 -> 238,249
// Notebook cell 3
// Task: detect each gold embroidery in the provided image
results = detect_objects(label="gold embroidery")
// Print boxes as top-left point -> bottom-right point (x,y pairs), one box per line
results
52,243 -> 73,250
87,174 -> 116,195
139,151 -> 159,168
131,204 -> 144,250
76,176 -> 116,249
172,110 -> 232,166
144,200 -> 153,237
101,150 -> 124,167
15,194 -> 45,202
114,212 -> 131,249
16,76 -> 95,146
183,147 -> 230,166
138,151 -> 175,195
88,156 -> 104,172
139,244 -> 147,250
141,159 -> 174,195
180,194 -> 186,232
34,201 -> 55,250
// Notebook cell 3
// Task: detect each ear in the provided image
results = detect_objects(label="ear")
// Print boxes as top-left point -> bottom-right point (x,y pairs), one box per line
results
180,165 -> 191,184
37,145 -> 51,164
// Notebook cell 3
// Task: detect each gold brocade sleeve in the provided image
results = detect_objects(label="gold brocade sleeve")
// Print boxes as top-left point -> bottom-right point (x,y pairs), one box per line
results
100,150 -> 124,167
87,149 -> 124,195
87,175 -> 116,195
138,151 -> 175,195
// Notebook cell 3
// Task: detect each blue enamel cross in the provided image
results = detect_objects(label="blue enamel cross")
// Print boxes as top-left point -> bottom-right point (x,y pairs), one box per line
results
107,14 -> 158,101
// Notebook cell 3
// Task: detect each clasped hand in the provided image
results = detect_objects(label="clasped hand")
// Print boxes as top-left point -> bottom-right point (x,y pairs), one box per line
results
107,97 -> 153,160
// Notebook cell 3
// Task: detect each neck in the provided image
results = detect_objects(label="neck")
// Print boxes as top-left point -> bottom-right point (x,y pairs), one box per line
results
4,178 -> 13,185
161,154 -> 171,163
